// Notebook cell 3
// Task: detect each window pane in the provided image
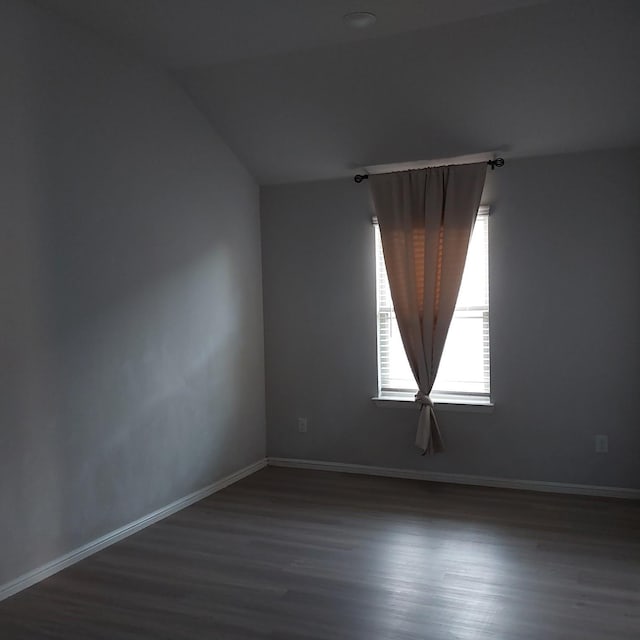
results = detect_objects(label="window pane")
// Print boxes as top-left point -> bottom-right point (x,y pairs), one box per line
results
456,216 -> 488,309
379,312 -> 416,392
435,311 -> 489,394
375,212 -> 490,397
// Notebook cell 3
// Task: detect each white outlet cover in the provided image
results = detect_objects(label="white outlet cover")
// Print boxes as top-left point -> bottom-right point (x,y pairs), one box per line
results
595,435 -> 608,453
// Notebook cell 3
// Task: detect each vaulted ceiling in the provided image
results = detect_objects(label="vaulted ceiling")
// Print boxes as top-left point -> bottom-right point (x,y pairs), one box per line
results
31,0 -> 554,67
33,0 -> 640,184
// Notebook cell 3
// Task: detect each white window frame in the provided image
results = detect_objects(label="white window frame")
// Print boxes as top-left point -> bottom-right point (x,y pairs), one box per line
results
373,206 -> 493,410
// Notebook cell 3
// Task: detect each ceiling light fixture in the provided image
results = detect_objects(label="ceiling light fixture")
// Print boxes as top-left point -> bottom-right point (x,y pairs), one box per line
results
343,11 -> 377,29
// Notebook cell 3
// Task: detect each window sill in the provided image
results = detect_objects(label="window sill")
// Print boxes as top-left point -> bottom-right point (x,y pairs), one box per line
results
372,394 -> 494,413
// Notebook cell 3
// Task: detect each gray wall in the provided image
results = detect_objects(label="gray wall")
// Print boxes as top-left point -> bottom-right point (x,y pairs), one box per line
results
1,0 -> 265,586
262,147 -> 640,490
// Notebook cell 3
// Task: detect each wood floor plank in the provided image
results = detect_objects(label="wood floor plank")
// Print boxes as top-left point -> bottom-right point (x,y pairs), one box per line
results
1,467 -> 639,639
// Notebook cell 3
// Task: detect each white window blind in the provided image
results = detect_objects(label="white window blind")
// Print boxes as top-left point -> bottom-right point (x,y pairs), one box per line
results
374,207 -> 490,400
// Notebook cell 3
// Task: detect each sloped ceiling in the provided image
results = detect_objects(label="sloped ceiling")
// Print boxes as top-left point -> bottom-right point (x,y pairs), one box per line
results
31,0 -> 553,68
32,0 -> 640,184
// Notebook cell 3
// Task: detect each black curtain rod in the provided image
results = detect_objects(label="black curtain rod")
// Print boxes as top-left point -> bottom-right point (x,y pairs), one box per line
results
353,158 -> 505,183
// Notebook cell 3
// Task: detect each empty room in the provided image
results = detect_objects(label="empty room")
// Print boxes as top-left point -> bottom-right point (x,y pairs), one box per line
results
1,0 -> 639,638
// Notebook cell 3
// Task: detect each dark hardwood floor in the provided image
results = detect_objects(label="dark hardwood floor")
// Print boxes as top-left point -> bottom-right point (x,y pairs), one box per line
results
1,467 -> 639,639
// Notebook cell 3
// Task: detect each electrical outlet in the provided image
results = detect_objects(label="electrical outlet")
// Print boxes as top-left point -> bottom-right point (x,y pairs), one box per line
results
595,435 -> 608,454
297,417 -> 308,433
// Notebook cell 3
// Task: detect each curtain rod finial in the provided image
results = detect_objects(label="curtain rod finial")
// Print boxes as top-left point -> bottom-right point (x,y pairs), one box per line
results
354,174 -> 369,183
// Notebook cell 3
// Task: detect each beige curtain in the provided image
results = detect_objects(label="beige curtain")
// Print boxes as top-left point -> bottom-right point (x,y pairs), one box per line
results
370,163 -> 487,454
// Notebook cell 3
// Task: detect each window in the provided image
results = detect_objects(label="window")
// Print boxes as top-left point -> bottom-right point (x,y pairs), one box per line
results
374,207 -> 490,402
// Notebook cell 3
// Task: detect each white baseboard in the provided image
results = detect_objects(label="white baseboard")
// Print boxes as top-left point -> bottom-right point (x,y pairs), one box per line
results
267,457 -> 640,500
3,455 -> 636,603
0,458 -> 267,603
